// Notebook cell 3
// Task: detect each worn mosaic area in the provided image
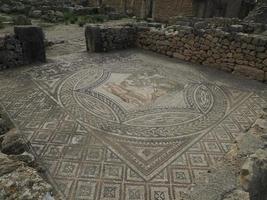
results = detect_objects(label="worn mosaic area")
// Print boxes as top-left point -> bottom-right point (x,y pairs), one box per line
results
0,51 -> 266,200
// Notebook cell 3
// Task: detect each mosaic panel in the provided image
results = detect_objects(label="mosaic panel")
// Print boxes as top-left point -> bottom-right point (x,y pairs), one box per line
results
0,52 -> 266,199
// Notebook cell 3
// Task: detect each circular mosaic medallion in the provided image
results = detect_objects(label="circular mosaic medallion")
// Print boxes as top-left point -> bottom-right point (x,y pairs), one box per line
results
59,66 -> 228,140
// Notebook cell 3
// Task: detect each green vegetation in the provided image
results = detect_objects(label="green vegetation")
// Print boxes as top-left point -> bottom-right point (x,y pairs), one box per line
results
64,11 -> 109,27
63,11 -> 78,24
77,16 -> 87,27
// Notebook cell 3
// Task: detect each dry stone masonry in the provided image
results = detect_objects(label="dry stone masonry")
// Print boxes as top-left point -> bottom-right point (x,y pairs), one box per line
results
0,35 -> 24,70
0,0 -> 70,22
85,24 -> 137,52
0,0 -> 116,23
137,24 -> 267,82
85,18 -> 267,82
0,26 -> 46,70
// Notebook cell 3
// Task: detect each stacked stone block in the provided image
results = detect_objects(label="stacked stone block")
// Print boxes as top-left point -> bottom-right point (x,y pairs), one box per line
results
85,25 -> 137,52
0,35 -> 24,70
0,26 -> 46,70
85,22 -> 267,82
136,26 -> 267,82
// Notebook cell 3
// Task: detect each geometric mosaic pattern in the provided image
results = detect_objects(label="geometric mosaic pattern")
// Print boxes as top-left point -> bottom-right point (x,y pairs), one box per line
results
0,51 -> 266,199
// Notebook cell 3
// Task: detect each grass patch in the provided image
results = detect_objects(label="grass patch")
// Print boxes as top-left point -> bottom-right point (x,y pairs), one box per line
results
77,16 -> 88,27
64,11 -> 109,27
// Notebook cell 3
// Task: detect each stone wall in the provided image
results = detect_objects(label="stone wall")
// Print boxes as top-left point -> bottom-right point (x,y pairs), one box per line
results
0,26 -> 46,70
0,35 -> 24,70
0,0 -> 255,22
136,24 -> 267,82
125,0 -> 143,17
95,0 -> 250,21
102,0 -> 125,12
0,0 -> 102,23
245,0 -> 267,24
192,0 -> 251,19
85,25 -> 137,52
153,0 -> 193,22
85,20 -> 267,82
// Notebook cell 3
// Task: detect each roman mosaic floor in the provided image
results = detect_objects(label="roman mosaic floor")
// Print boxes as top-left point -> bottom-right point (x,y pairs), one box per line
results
0,50 -> 266,200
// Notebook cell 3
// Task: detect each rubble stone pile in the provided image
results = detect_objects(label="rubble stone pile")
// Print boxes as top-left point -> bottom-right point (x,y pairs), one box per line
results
0,114 -> 55,200
188,107 -> 267,200
0,35 -> 24,70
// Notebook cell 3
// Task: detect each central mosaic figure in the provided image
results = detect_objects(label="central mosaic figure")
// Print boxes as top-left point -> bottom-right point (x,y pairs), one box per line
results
99,71 -> 185,110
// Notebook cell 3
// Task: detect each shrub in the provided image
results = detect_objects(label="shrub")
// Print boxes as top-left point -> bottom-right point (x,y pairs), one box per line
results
77,16 -> 87,27
63,11 -> 77,24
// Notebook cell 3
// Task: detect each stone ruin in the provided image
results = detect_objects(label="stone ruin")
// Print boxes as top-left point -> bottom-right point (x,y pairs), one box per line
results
0,26 -> 46,70
1,0 -> 266,23
85,17 -> 267,82
0,26 -> 52,199
0,110 -> 55,199
0,1 -> 267,200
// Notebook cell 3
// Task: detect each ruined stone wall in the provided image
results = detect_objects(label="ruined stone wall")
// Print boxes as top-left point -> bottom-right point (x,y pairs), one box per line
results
192,0 -> 244,18
153,0 -> 193,22
136,26 -> 267,82
0,0 -> 104,22
85,21 -> 267,82
245,0 -> 267,24
0,0 -> 72,14
0,35 -> 24,70
0,26 -> 46,70
101,0 -> 125,12
125,0 -> 143,16
92,0 -> 194,20
73,0 -> 99,6
85,25 -> 137,52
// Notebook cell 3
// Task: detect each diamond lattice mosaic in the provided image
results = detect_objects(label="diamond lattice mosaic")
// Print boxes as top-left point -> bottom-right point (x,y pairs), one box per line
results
0,51 -> 266,199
